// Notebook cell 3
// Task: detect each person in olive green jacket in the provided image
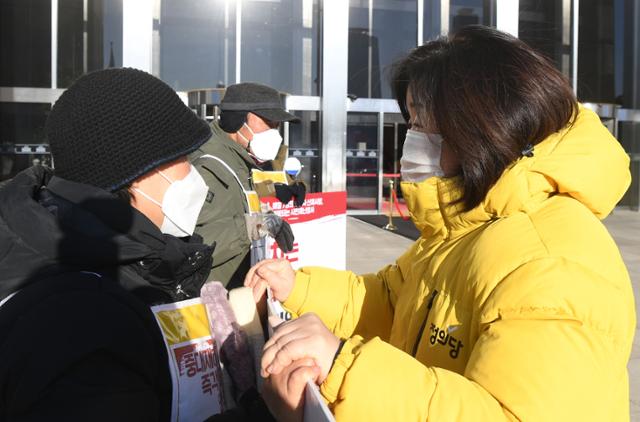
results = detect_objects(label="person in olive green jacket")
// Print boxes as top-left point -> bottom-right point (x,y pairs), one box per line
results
191,83 -> 299,289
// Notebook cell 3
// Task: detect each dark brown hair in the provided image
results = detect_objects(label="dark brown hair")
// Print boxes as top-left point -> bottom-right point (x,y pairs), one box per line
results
392,25 -> 577,210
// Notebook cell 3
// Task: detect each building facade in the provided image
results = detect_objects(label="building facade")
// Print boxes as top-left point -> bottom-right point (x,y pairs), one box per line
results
1,0 -> 639,211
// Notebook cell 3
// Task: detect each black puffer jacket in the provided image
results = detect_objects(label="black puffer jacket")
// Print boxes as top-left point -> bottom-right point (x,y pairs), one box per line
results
0,166 -> 214,421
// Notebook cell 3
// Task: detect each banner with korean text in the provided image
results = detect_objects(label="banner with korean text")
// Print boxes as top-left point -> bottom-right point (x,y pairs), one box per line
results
151,299 -> 225,421
262,191 -> 347,270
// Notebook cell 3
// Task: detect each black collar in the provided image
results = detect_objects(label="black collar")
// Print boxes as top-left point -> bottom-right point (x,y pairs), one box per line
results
0,167 -> 213,305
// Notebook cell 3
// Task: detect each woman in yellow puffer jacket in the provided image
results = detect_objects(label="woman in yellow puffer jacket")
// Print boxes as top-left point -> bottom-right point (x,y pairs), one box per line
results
247,26 -> 636,421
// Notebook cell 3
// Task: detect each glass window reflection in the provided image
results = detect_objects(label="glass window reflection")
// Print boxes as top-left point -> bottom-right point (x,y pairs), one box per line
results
349,0 -> 417,99
0,102 -> 51,182
158,0 -> 236,91
519,0 -> 573,78
0,0 -> 51,87
450,0 -> 495,33
241,0 -> 320,96
577,0 -> 640,210
58,0 -> 123,88
288,111 -> 321,193
423,0 -> 442,42
577,0 -> 631,106
346,112 -> 380,210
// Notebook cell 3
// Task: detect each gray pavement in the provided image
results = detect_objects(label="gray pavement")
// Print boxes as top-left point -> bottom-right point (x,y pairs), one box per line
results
345,211 -> 640,420
605,210 -> 640,421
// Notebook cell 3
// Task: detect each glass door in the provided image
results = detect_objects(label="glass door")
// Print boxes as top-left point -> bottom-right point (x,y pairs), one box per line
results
382,113 -> 408,214
344,98 -> 405,214
346,112 -> 381,212
287,110 -> 322,193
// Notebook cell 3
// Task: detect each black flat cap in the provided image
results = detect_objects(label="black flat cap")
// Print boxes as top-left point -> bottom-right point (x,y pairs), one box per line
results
220,82 -> 300,123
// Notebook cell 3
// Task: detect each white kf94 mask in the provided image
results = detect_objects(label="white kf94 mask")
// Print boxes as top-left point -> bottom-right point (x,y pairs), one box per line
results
240,123 -> 283,162
134,164 -> 208,237
400,129 -> 445,182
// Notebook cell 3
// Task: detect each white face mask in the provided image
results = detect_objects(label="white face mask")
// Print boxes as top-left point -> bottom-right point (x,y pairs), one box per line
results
400,129 -> 445,182
239,123 -> 282,162
133,164 -> 208,237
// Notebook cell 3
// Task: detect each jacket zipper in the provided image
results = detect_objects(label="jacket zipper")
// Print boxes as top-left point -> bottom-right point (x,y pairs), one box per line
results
412,289 -> 439,357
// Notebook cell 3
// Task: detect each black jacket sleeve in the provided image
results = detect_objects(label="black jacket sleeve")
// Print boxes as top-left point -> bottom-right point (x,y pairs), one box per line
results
0,273 -> 172,422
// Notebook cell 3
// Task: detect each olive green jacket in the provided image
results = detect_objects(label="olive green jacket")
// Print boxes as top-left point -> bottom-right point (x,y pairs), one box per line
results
190,121 -> 257,288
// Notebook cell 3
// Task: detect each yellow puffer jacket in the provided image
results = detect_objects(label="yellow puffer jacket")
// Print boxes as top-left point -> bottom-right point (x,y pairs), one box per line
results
283,106 -> 636,421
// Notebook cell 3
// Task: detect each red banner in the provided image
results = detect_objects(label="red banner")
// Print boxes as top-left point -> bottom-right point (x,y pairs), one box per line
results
261,191 -> 347,224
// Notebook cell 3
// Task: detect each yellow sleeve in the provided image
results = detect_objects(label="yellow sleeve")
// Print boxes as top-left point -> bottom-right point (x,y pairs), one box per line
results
320,336 -> 510,421
282,255 -> 409,341
318,259 -> 633,421
320,321 -> 625,421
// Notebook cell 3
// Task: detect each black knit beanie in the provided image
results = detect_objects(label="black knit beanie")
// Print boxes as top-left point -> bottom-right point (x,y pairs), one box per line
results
46,68 -> 211,191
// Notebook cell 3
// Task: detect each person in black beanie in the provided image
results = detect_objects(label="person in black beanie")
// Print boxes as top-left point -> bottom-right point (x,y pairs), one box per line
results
0,68 -> 268,421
